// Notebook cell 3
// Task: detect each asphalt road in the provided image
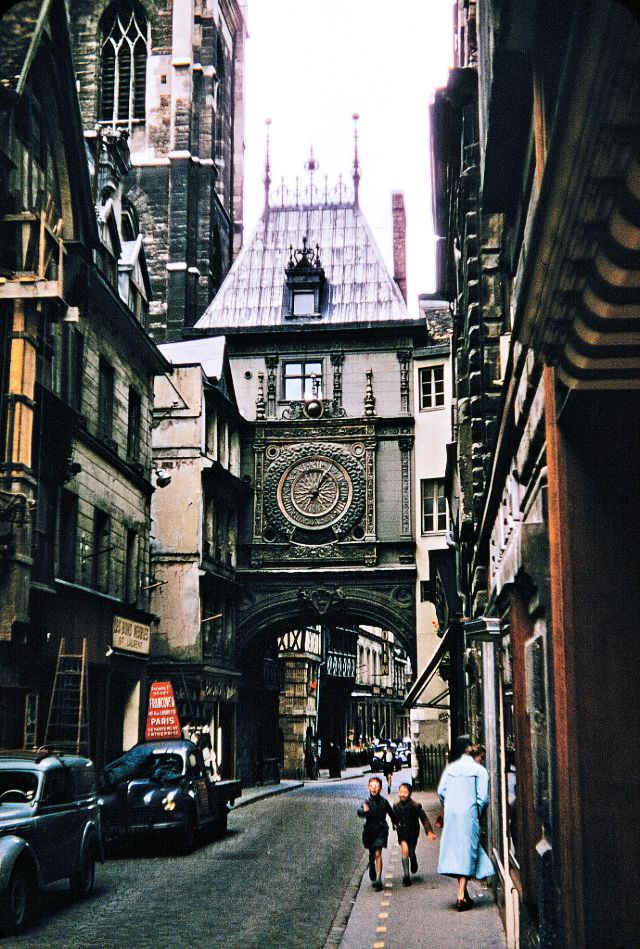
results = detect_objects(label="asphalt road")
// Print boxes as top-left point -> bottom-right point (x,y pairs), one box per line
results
4,773 -> 381,949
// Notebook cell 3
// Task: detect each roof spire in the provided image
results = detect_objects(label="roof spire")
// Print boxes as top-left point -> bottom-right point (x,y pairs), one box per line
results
352,112 -> 360,206
263,118 -> 272,211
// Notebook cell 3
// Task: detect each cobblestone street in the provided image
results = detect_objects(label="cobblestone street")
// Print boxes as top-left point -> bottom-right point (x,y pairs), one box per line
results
3,777 -> 367,949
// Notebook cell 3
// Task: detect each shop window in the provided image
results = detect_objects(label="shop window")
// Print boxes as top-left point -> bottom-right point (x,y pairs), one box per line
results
283,360 -> 322,401
421,478 -> 447,533
419,365 -> 445,409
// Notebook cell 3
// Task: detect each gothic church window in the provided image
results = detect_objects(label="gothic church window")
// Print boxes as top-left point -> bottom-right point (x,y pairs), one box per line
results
100,1 -> 148,126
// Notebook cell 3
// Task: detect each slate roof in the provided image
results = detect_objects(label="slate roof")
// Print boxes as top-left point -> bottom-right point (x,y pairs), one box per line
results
195,201 -> 415,333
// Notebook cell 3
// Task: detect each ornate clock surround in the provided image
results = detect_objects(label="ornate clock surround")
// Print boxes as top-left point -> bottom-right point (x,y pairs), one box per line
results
252,416 -> 377,562
264,442 -> 365,540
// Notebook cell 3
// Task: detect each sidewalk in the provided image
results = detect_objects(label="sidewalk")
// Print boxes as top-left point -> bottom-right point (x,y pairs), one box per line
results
232,764 -> 369,809
333,789 -> 506,949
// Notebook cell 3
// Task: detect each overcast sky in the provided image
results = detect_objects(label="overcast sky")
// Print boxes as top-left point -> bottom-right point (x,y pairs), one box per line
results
242,1 -> 454,315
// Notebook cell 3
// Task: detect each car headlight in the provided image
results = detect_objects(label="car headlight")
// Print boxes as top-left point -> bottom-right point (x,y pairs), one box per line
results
162,791 -> 177,811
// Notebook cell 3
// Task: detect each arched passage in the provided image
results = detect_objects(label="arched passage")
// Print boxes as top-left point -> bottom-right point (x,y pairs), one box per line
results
235,573 -> 416,782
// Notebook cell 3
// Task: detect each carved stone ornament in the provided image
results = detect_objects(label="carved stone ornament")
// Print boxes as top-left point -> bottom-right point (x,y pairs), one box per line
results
298,586 -> 345,616
281,399 -> 347,421
263,442 -> 366,541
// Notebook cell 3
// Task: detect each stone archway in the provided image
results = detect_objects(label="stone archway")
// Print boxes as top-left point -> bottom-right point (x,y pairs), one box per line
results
235,570 -> 416,779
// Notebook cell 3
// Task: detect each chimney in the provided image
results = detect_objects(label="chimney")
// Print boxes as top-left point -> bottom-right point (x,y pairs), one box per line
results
392,191 -> 407,303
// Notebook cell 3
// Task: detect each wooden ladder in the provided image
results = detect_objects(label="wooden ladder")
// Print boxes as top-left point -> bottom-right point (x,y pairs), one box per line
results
44,638 -> 90,755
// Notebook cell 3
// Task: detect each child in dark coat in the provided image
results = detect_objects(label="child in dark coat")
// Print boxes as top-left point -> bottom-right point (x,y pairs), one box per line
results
392,782 -> 437,885
357,776 -> 397,891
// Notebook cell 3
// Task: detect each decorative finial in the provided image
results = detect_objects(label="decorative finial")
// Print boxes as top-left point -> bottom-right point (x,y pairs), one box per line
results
305,146 -> 319,204
352,112 -> 360,206
364,368 -> 376,417
256,372 -> 266,420
263,118 -> 272,211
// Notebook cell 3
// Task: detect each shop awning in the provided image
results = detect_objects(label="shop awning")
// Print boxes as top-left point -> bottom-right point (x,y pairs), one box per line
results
403,624 -> 454,709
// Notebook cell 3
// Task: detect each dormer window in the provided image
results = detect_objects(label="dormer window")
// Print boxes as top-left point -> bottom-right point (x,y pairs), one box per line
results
285,237 -> 325,318
292,291 -> 315,316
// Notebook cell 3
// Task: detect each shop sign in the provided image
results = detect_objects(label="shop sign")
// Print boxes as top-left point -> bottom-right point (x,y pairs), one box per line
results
113,616 -> 151,654
145,681 -> 181,740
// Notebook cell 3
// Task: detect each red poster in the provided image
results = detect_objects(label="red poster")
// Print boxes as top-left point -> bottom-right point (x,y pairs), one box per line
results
144,681 -> 182,740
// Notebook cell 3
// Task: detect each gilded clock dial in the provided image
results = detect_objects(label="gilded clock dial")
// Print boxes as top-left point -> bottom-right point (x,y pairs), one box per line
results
277,456 -> 353,529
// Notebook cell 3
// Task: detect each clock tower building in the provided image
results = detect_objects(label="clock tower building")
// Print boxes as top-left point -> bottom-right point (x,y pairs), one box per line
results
194,148 -> 428,778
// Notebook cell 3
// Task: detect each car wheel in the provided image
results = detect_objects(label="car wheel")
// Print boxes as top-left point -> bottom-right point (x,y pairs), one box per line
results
1,865 -> 32,935
177,811 -> 197,855
69,846 -> 96,898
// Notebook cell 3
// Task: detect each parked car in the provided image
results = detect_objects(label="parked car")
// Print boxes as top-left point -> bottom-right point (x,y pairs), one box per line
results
395,741 -> 411,768
98,739 -> 241,853
0,749 -> 103,935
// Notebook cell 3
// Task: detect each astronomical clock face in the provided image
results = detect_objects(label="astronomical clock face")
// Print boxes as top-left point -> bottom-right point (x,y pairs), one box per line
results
262,443 -> 366,544
277,456 -> 353,530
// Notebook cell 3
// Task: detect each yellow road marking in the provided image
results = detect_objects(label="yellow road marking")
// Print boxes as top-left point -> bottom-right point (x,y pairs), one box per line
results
376,926 -> 387,933
381,900 -> 390,906
373,943 -> 385,948
378,912 -> 389,919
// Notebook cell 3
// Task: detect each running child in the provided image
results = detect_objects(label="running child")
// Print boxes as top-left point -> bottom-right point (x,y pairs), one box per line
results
357,776 -> 397,891
392,782 -> 437,885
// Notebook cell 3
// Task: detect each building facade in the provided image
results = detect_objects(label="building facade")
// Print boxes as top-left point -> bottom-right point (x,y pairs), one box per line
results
69,0 -> 246,341
192,161 -> 430,780
150,336 -> 248,779
0,0 -> 168,766
432,3 -> 640,948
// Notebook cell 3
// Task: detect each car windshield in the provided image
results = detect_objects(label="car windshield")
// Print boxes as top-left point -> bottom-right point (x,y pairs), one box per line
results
101,748 -> 184,787
0,770 -> 39,804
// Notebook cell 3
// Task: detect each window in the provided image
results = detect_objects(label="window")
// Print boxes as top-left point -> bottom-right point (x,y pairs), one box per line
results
127,387 -> 141,461
98,358 -> 115,442
92,509 -> 111,592
283,361 -> 322,401
419,365 -> 445,409
292,291 -> 315,316
100,1 -> 148,125
58,490 -> 78,582
124,528 -> 138,603
61,325 -> 84,412
421,479 -> 447,533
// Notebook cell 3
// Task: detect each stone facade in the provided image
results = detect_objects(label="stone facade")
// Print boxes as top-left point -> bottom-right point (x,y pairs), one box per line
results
69,0 -> 246,341
433,3 -> 640,948
150,340 -> 247,778
0,0 -> 167,765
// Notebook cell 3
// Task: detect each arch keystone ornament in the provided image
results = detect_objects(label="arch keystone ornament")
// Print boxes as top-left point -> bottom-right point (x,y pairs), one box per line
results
298,585 -> 345,616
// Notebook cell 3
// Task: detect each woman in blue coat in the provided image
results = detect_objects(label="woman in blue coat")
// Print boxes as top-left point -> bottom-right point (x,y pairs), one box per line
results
437,743 -> 494,910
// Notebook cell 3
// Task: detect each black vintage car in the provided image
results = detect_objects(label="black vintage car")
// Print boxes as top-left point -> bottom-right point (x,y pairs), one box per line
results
98,740 -> 241,853
0,750 -> 103,935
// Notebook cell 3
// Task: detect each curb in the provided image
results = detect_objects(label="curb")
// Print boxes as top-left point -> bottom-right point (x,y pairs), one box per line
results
230,781 -> 304,809
323,851 -> 368,949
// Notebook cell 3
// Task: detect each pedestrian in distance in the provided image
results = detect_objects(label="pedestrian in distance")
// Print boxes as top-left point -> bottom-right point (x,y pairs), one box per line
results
437,743 -> 494,911
392,782 -> 437,885
357,775 -> 398,891
381,741 -> 396,794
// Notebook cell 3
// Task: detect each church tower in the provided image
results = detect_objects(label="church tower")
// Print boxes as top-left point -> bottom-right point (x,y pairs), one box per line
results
69,0 -> 246,340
